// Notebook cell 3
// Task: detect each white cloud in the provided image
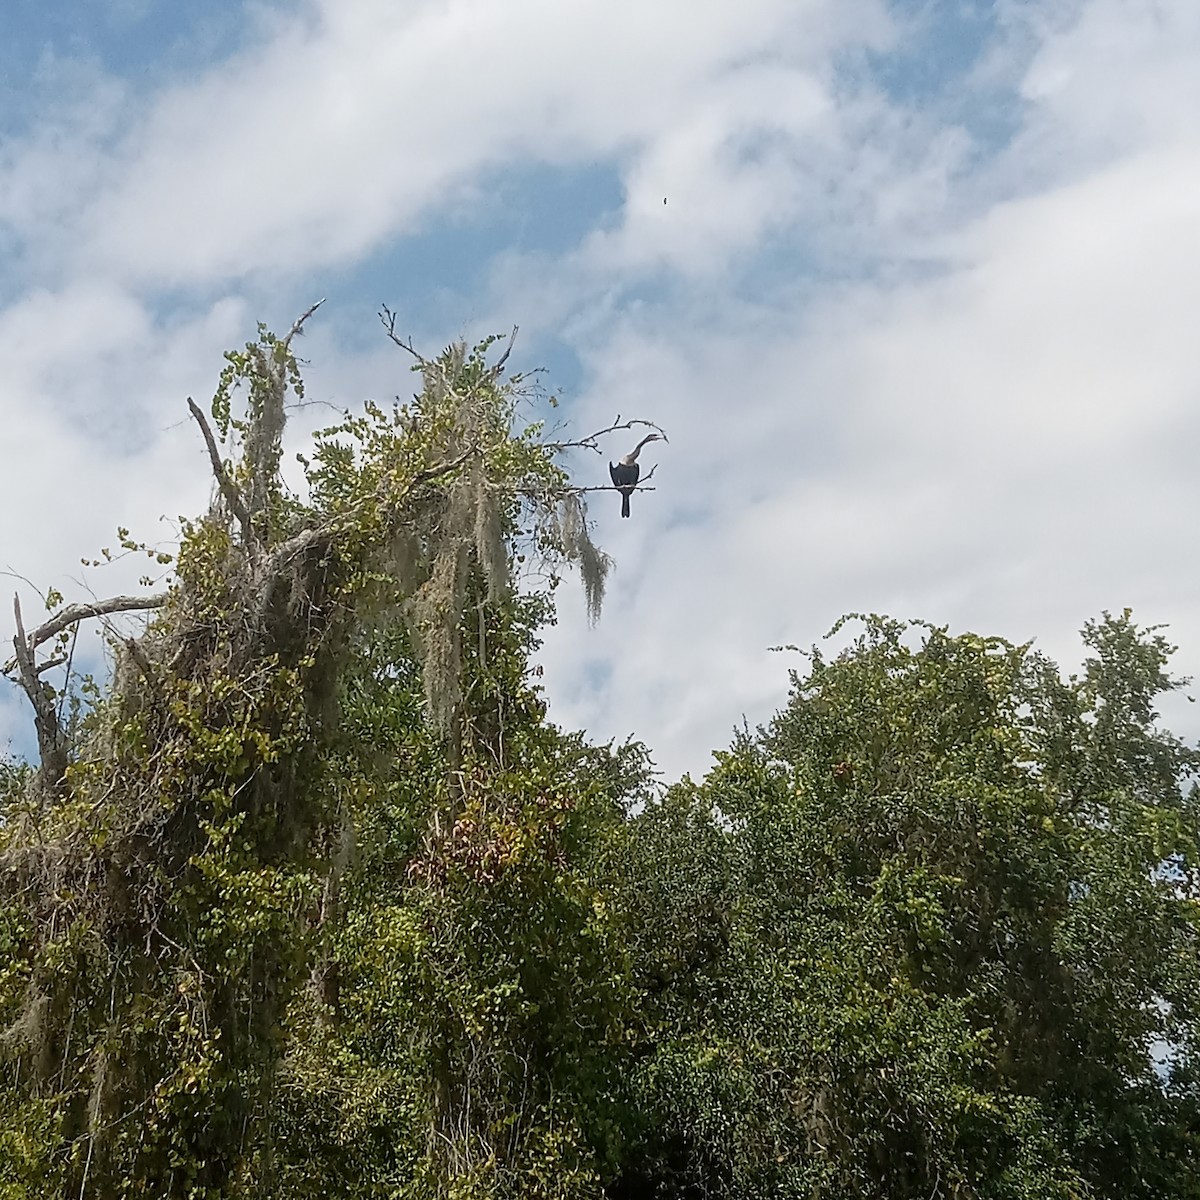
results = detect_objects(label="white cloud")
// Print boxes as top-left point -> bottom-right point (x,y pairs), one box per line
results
0,0 -> 891,288
1019,0 -> 1200,150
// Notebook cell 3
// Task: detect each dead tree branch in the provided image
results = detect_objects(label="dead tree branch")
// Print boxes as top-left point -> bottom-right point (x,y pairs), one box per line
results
10,595 -> 67,790
187,398 -> 254,545
510,463 -> 660,498
544,416 -> 669,455
23,595 -> 168,655
279,299 -> 325,351
3,594 -> 168,677
490,326 -> 518,380
379,306 -> 427,366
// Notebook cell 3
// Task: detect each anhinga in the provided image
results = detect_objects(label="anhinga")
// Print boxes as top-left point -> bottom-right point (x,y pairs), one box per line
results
609,433 -> 664,518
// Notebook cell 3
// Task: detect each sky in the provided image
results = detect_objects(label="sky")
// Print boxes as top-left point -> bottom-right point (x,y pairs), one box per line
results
2,0 -> 1199,781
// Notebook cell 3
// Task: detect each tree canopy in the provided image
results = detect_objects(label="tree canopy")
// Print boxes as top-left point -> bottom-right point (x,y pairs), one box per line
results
2,314 -> 1197,1199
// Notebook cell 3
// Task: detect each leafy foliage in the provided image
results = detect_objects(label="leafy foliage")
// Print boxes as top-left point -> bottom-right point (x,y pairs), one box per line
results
614,614 -> 1200,1198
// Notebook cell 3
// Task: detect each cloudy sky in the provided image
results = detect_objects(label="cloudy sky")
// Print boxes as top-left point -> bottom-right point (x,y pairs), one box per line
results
2,0 -> 1198,779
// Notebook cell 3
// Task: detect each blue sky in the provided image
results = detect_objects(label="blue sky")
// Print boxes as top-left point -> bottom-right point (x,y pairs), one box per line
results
3,0 -> 1200,777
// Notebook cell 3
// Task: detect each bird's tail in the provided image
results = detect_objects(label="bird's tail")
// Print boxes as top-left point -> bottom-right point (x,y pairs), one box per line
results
621,492 -> 631,518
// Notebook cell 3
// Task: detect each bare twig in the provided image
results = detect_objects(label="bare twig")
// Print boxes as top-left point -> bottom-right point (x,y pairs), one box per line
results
284,398 -> 348,416
186,398 -> 254,544
379,306 -> 427,365
0,567 -> 48,605
54,626 -> 77,728
544,416 -> 669,455
279,299 -> 325,351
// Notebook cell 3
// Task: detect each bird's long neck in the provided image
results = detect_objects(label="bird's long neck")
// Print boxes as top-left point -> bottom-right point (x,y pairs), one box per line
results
621,434 -> 657,465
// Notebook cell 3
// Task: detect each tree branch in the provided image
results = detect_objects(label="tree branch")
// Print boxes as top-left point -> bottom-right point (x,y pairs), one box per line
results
11,595 -> 67,791
400,445 -> 480,497
564,484 -> 657,494
3,594 -> 168,677
490,326 -> 518,380
567,462 -> 661,493
544,416 -> 669,455
280,299 -> 325,351
24,594 -> 168,654
379,306 -> 427,365
187,397 -> 254,544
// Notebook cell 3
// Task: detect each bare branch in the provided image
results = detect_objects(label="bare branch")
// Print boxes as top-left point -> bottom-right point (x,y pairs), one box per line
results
3,594 -> 167,678
0,567 -> 48,605
279,299 -> 325,351
11,598 -> 36,687
541,464 -> 659,494
485,462 -> 661,501
379,306 -> 427,365
544,417 -> 669,455
25,595 -> 168,654
284,398 -> 349,416
186,397 -> 254,544
11,595 -> 67,790
490,326 -> 518,380
566,484 -> 657,494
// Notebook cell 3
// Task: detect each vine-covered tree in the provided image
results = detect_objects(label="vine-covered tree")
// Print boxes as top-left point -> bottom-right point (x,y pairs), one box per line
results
0,308 -> 653,1199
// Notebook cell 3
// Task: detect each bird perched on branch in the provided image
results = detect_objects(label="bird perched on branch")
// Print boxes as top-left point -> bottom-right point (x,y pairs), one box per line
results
609,433 -> 664,518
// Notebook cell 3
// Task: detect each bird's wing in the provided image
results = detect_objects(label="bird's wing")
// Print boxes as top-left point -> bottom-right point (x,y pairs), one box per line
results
608,462 -> 620,486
